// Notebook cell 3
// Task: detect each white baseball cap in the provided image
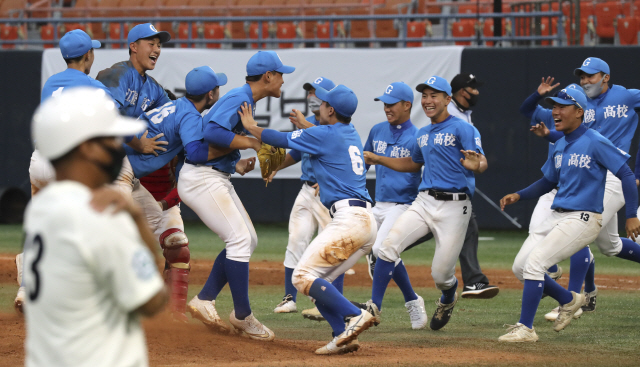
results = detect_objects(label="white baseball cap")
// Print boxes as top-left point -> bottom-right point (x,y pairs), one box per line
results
32,87 -> 146,160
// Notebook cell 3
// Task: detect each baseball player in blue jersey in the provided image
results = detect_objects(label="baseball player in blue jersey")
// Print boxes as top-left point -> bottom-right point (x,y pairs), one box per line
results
364,76 -> 487,331
239,84 -> 378,355
362,81 -> 427,329
498,87 -> 640,342
178,51 -> 294,341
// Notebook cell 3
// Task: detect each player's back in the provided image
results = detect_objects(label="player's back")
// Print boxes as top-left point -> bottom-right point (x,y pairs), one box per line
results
586,84 -> 640,153
41,68 -> 110,103
23,181 -> 162,367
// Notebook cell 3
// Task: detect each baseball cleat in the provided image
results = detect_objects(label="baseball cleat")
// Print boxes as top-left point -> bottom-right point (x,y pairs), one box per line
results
345,268 -> 356,275
315,336 -> 360,355
335,309 -> 375,347
229,311 -> 275,341
14,286 -> 25,314
351,299 -> 381,325
187,295 -> 230,333
553,291 -> 585,332
461,283 -> 500,299
366,253 -> 376,280
582,288 -> 597,312
405,295 -> 428,330
544,306 -> 583,321
498,323 -> 538,343
430,292 -> 458,331
274,294 -> 297,313
302,307 -> 326,321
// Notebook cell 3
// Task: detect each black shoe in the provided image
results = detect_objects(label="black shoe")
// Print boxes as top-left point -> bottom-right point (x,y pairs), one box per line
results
461,283 -> 500,299
581,289 -> 597,312
366,253 -> 376,280
430,293 -> 457,331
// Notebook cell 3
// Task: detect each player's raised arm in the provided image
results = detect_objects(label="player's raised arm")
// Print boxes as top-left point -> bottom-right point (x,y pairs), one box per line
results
364,151 -> 422,172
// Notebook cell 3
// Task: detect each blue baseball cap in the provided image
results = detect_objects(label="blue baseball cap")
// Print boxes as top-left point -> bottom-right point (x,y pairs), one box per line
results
565,83 -> 586,96
59,29 -> 101,59
185,66 -> 227,95
545,87 -> 588,110
127,23 -> 171,45
303,76 -> 335,92
246,51 -> 295,77
416,76 -> 452,96
315,85 -> 358,118
375,82 -> 414,104
574,57 -> 610,76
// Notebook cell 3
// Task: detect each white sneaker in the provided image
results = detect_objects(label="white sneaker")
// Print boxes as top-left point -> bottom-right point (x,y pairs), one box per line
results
302,306 -> 326,321
498,323 -> 539,342
405,295 -> 428,330
274,294 -> 297,313
335,309 -> 375,347
553,291 -> 585,332
315,336 -> 360,355
186,296 -> 229,333
14,286 -> 25,314
229,310 -> 275,341
544,306 -> 583,321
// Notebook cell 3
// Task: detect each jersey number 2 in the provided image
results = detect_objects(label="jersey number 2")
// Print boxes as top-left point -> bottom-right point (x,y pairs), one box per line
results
28,235 -> 45,302
348,146 -> 364,175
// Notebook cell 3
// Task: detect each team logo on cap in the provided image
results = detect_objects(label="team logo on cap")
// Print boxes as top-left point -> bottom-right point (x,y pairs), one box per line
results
385,85 -> 393,94
427,77 -> 437,85
314,77 -> 323,85
583,58 -> 591,66
150,24 -> 158,32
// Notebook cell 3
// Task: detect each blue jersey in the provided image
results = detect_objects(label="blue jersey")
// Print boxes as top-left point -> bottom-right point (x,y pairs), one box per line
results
364,119 -> 420,204
296,115 -> 320,183
124,97 -> 203,178
285,122 -> 372,208
411,115 -> 484,197
96,61 -> 171,117
584,85 -> 640,153
201,84 -> 254,173
530,105 -> 557,161
542,125 -> 629,213
41,68 -> 112,103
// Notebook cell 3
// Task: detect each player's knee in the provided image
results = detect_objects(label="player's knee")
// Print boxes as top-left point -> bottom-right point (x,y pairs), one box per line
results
523,260 -> 546,280
291,268 -> 315,296
377,242 -> 399,263
512,262 -> 525,282
160,229 -> 190,266
431,268 -> 454,289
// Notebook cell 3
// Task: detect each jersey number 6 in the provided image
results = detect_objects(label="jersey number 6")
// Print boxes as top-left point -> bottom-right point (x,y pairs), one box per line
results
348,146 -> 364,175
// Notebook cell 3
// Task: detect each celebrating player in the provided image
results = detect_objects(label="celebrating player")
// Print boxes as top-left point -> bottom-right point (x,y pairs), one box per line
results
24,88 -> 167,366
179,51 -> 294,341
498,87 -> 640,342
364,76 -> 487,331
239,84 -> 378,355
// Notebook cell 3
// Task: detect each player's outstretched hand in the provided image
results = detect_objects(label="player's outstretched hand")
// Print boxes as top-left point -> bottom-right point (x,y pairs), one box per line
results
460,150 -> 481,171
537,76 -> 560,96
363,151 -> 379,165
312,183 -> 320,197
236,157 -> 256,176
289,109 -> 315,129
530,122 -> 550,137
90,186 -> 144,219
626,217 -> 640,241
500,193 -> 520,210
238,102 -> 258,128
139,130 -> 168,157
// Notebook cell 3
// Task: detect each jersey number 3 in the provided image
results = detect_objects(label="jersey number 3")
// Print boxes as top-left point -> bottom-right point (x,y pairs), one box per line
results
348,146 -> 364,175
27,234 -> 45,302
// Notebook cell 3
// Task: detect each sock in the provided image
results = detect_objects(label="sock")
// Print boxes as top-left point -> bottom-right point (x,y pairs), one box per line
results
616,238 -> 640,263
284,267 -> 297,302
393,260 -> 418,303
315,301 -> 346,335
332,274 -> 345,294
568,247 -> 591,293
309,278 -> 361,321
518,279 -> 544,328
198,249 -> 228,301
440,279 -> 458,304
225,258 -> 252,320
371,258 -> 396,310
547,264 -> 558,273
584,259 -> 596,293
543,274 -> 573,305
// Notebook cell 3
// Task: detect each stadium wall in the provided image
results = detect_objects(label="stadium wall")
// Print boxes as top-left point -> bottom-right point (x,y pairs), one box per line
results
2,47 -> 639,229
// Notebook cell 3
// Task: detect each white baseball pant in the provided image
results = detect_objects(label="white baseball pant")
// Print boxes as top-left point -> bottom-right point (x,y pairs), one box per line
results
283,183 -> 332,269
512,210 -> 602,282
28,149 -> 55,195
371,201 -> 410,266
292,201 -> 376,296
528,189 -> 557,233
593,172 -> 624,256
178,163 -> 257,262
377,191 -> 471,290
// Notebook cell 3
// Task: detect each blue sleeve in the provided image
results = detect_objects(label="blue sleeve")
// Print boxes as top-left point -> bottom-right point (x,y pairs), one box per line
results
411,132 -> 424,164
289,149 -> 302,162
262,129 -> 290,148
208,95 -> 245,130
531,105 -> 553,127
516,176 -> 557,200
185,140 -> 209,164
364,129 -> 374,171
615,164 -> 638,218
469,126 -> 485,155
545,130 -> 564,143
204,122 -> 236,147
627,89 -> 640,109
178,112 -> 204,147
519,91 -> 543,119
284,127 -> 327,155
541,151 -> 560,183
635,148 -> 640,180
593,134 -> 630,176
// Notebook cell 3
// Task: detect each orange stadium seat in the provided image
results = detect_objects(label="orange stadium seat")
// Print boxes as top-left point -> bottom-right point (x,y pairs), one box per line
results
349,9 -> 372,40
374,8 -> 398,39
177,23 -> 199,48
276,22 -> 297,48
40,24 -> 55,48
0,24 -> 18,49
595,1 -> 621,39
540,17 -> 557,46
457,3 -> 489,15
187,0 -> 223,16
301,8 -> 322,40
228,21 -> 247,40
63,23 -> 87,34
248,22 -> 270,48
0,0 -> 26,18
451,19 -> 475,45
580,1 -> 595,18
316,22 -> 341,47
618,16 -> 639,45
94,0 -> 123,18
406,20 -> 426,47
204,22 -> 224,48
482,18 -> 506,46
109,23 -> 129,48
565,17 -> 588,45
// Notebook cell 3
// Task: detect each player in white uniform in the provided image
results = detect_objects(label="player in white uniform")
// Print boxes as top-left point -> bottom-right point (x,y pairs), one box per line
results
24,88 -> 167,367
364,76 -> 487,331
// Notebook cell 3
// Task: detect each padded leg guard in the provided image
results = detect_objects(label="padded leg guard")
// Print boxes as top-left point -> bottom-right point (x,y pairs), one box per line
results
160,228 -> 190,321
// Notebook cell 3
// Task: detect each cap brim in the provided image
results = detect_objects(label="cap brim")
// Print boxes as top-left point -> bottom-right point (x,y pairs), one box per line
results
106,116 -> 147,137
574,66 -> 600,76
91,40 -> 101,49
275,65 -> 295,74
545,96 -> 576,106
416,84 -> 448,95
216,72 -> 228,86
156,31 -> 171,43
314,86 -> 330,102
374,94 -> 402,104
303,82 -> 314,91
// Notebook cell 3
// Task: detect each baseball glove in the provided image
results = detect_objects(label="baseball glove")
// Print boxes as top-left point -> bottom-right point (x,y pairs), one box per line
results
258,143 -> 286,186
